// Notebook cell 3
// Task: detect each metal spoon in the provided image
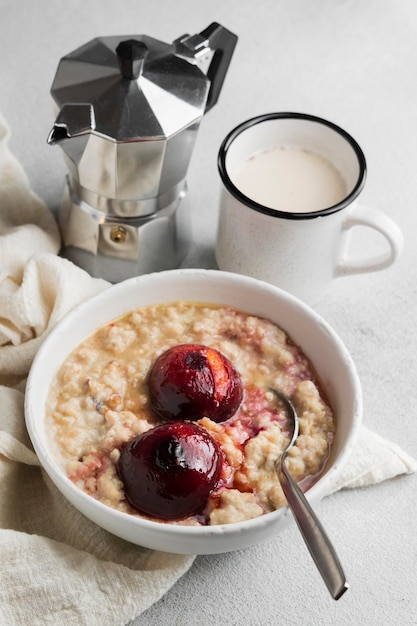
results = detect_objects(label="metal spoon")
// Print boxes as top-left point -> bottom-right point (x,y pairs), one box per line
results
272,388 -> 349,600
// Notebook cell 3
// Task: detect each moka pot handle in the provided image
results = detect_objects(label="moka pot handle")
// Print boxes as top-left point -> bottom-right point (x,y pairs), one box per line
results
199,22 -> 238,112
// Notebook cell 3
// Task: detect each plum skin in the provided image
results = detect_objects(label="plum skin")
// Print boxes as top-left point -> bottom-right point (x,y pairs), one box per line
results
148,344 -> 243,423
117,421 -> 223,520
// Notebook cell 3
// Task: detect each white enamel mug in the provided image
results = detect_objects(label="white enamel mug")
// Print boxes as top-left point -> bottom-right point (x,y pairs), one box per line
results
215,113 -> 404,304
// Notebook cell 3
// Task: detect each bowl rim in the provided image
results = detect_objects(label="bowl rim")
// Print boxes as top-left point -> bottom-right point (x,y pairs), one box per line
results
25,268 -> 363,542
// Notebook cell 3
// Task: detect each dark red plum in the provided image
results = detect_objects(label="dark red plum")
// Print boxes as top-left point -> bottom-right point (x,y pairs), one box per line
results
148,344 -> 243,422
117,421 -> 222,520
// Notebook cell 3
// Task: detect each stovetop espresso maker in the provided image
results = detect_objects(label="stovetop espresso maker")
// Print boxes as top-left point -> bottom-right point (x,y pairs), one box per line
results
47,22 -> 237,281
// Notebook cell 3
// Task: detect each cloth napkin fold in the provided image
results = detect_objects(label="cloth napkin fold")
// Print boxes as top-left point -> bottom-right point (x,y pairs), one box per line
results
0,113 -> 416,626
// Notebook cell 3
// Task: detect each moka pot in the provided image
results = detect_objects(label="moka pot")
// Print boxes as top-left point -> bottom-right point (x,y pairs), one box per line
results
47,22 -> 238,281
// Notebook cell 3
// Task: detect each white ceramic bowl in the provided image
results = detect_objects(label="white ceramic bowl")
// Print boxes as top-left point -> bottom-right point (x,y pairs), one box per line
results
25,269 -> 362,555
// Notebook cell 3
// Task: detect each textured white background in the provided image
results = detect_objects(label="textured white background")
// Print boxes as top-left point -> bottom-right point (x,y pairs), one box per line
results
1,1 -> 416,624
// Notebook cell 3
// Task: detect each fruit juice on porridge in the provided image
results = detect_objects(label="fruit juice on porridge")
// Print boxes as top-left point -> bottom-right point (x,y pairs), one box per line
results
46,302 -> 335,526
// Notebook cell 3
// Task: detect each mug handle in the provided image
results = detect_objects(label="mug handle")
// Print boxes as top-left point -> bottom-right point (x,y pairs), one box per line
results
336,204 -> 404,276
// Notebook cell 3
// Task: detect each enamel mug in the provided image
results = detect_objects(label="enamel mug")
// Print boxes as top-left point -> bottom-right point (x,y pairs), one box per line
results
215,113 -> 403,304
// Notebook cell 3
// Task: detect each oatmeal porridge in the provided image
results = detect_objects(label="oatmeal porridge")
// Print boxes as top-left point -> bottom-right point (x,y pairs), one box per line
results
46,302 -> 335,526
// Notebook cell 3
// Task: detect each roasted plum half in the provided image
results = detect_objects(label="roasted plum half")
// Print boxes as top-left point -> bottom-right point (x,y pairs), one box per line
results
148,344 -> 243,423
117,421 -> 222,520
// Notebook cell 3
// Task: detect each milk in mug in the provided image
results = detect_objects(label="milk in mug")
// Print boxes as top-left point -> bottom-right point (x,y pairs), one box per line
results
234,144 -> 347,213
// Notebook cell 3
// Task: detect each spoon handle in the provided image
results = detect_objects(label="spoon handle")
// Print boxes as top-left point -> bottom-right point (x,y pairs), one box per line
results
278,461 -> 349,600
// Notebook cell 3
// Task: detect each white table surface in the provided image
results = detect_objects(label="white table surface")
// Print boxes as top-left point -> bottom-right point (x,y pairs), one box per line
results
1,1 -> 416,624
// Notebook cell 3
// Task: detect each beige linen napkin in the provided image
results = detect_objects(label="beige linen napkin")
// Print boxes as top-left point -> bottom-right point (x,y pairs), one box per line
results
0,114 -> 416,626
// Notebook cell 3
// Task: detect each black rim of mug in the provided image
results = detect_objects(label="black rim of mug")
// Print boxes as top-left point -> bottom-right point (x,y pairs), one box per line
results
217,112 -> 367,221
